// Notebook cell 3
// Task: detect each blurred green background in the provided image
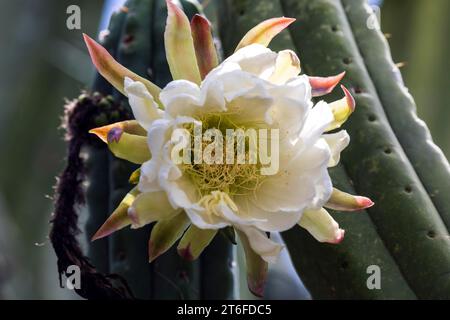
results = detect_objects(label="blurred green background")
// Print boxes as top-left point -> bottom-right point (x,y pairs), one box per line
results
0,0 -> 448,299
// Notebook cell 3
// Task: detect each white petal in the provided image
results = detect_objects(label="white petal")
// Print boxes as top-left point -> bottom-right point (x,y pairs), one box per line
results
218,202 -> 265,226
323,130 -> 350,167
160,80 -> 202,118
265,75 -> 312,140
237,225 -> 283,263
225,83 -> 274,126
282,75 -> 312,102
146,118 -> 172,154
253,139 -> 332,213
234,196 -> 302,232
268,50 -> 301,85
219,70 -> 270,102
185,205 -> 230,230
138,119 -> 172,193
138,159 -> 161,193
224,44 -> 277,78
299,101 -> 334,148
124,77 -> 162,129
159,167 -> 199,209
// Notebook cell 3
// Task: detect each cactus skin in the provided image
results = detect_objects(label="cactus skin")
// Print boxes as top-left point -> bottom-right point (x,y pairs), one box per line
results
283,166 -> 416,299
86,0 -> 234,299
339,0 -> 450,228
219,0 -> 450,299
200,235 -> 236,300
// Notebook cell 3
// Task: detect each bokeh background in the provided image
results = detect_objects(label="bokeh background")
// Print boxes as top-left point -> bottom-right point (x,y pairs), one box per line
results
0,0 -> 448,299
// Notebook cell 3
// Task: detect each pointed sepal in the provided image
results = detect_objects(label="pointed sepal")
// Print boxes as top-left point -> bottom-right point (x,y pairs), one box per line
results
237,230 -> 268,298
148,212 -> 190,262
128,191 -> 181,229
165,0 -> 202,84
325,188 -> 374,212
91,187 -> 139,241
326,85 -> 356,131
177,225 -> 217,261
191,14 -> 219,79
309,72 -> 346,97
83,34 -> 162,105
235,17 -> 296,52
298,208 -> 345,244
89,121 -> 150,164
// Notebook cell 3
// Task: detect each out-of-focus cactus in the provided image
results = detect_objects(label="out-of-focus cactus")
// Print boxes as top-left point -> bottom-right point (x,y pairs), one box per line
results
84,0 -> 235,299
218,0 -> 450,299
382,0 -> 450,159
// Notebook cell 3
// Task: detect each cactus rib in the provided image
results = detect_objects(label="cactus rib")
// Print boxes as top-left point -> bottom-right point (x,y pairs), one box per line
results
340,0 -> 450,229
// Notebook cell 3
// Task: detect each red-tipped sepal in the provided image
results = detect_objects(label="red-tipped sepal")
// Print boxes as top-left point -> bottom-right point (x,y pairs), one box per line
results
235,17 -> 296,51
191,14 -> 219,79
326,85 -> 356,131
298,208 -> 345,244
91,188 -> 139,241
148,212 -> 190,262
309,72 -> 346,97
83,34 -> 162,104
325,188 -> 374,212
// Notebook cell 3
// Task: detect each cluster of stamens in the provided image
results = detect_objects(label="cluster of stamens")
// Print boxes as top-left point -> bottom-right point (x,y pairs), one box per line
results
181,113 -> 266,197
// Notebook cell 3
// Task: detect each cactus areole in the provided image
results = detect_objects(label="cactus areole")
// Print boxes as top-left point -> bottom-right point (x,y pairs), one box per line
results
80,0 -> 374,298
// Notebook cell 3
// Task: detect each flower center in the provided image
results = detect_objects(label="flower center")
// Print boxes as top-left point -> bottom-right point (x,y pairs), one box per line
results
181,114 -> 267,197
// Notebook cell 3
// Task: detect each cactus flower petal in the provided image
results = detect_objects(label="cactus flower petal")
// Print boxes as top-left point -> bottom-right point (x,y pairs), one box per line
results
235,17 -> 296,52
177,225 -> 217,261
191,14 -> 219,79
298,207 -> 345,244
128,191 -> 181,229
90,123 -> 151,164
323,130 -> 350,167
326,85 -> 356,132
309,72 -> 346,97
165,0 -> 202,84
237,226 -> 283,264
124,77 -> 163,129
268,49 -> 301,85
83,34 -> 162,105
325,188 -> 374,212
148,212 -> 190,262
237,229 -> 268,298
91,188 -> 139,241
